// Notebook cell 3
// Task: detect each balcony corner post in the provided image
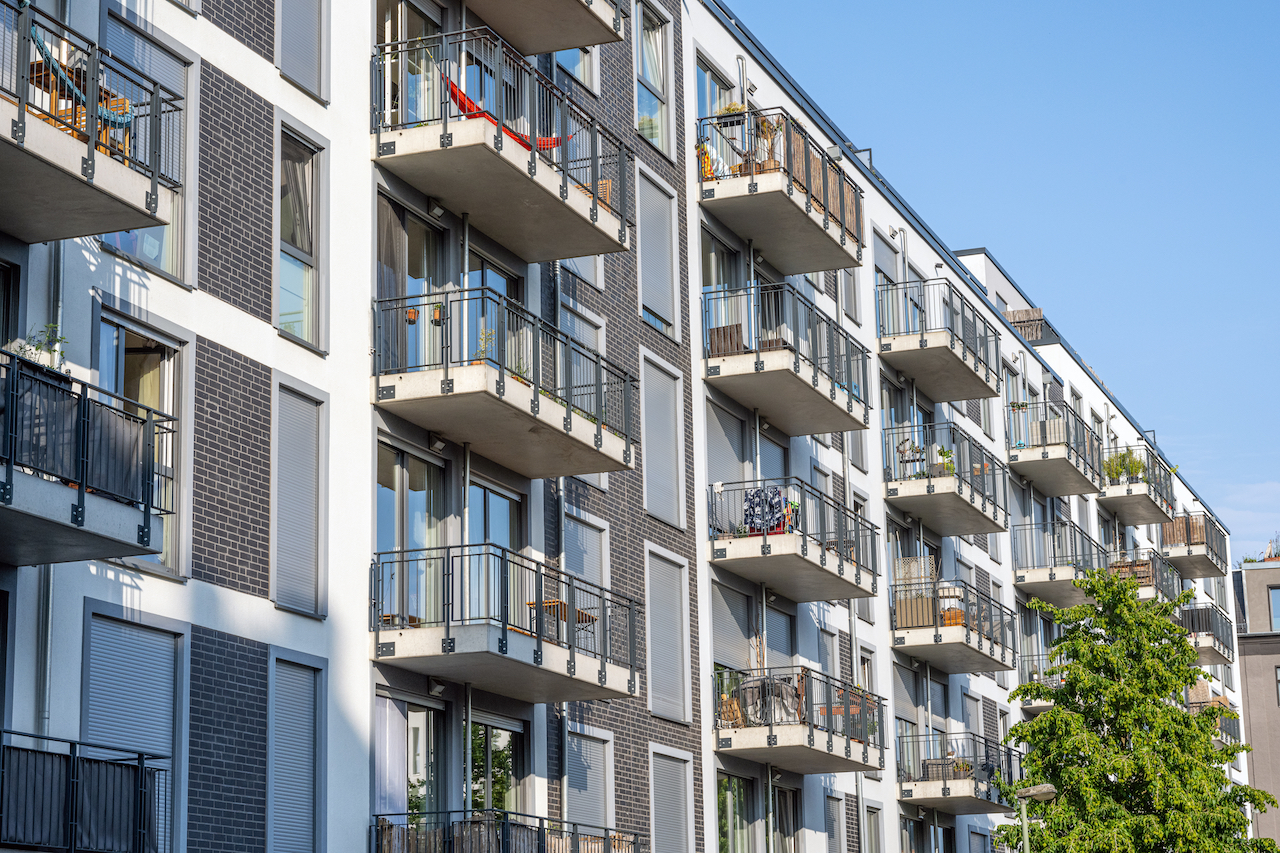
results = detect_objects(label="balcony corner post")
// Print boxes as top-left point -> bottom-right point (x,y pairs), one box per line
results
83,44 -> 101,183
72,392 -> 88,527
589,119 -> 600,224
593,351 -> 603,450
3,358 -> 16,504
560,97 -> 570,201
12,4 -> 30,144
146,87 -> 162,215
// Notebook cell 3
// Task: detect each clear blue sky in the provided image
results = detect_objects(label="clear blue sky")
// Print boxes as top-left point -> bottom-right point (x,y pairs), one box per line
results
718,0 -> 1280,560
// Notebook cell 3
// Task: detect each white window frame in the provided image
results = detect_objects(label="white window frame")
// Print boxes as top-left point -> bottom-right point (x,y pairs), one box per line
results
644,541 -> 691,723
274,0 -> 331,102
632,0 -> 674,157
561,255 -> 605,292
556,44 -> 600,93
273,109 -> 330,353
564,503 -> 611,590
270,370 -> 330,618
648,744 -> 695,853
267,645 -> 328,853
564,722 -> 615,828
639,346 -> 685,527
635,163 -> 681,341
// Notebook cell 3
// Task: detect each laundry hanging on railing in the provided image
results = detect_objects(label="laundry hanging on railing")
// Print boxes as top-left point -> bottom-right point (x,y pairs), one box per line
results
25,13 -> 134,130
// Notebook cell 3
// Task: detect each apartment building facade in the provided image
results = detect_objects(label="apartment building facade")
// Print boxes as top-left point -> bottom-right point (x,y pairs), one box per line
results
0,1 -> 1248,853
1234,547 -> 1280,839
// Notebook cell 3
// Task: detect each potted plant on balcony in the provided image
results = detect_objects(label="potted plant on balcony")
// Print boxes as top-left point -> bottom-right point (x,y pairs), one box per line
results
755,112 -> 785,173
471,327 -> 496,365
952,759 -> 973,778
714,101 -> 747,126
937,447 -> 956,476
14,324 -> 69,374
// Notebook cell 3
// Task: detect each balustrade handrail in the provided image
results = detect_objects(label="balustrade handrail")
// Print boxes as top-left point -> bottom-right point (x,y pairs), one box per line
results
1179,602 -> 1235,650
711,665 -> 886,749
882,421 -> 1009,516
374,287 -> 639,449
371,27 -> 632,232
875,277 -> 1000,377
696,105 -> 864,250
701,281 -> 870,407
1107,547 -> 1181,601
1101,444 -> 1174,506
1,0 -> 185,197
707,477 -> 878,581
1019,651 -> 1066,689
1006,400 -> 1103,481
1162,512 -> 1228,568
369,809 -> 649,853
897,731 -> 1021,789
889,579 -> 1018,658
1011,520 -> 1107,574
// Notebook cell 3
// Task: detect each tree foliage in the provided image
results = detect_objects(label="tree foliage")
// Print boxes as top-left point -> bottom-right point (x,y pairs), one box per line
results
994,569 -> 1278,853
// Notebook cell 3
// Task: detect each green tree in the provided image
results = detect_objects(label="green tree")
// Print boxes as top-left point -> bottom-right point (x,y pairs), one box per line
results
996,568 -> 1278,853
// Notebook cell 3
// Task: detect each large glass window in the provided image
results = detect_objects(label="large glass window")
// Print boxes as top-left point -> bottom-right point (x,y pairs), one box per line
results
774,787 -> 799,853
635,3 -> 668,151
717,773 -> 752,853
468,482 -> 521,549
696,59 -> 730,119
407,703 -> 443,813
639,176 -> 675,334
557,46 -> 594,87
376,443 -> 445,623
470,722 -> 524,812
702,230 -> 738,291
280,132 -> 320,343
1271,587 -> 1280,633
641,359 -> 681,525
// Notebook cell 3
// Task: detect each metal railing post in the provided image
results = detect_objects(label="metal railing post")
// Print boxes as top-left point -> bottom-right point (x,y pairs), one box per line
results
589,118 -> 600,223
73,392 -> 88,527
139,409 -> 155,548
560,94 -> 570,201
566,575 -> 577,675
12,3 -> 30,143
598,588 -> 609,685
617,149 -> 630,243
622,373 -> 633,465
2,360 -> 15,504
534,557 -> 544,664
132,753 -> 146,853
83,43 -> 101,183
146,87 -> 162,213
66,739 -> 78,853
593,351 -> 603,451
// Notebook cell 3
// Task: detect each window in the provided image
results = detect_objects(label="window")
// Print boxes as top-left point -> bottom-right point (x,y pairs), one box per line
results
99,16 -> 188,277
641,358 -> 681,525
467,253 -> 519,299
864,807 -> 881,853
0,263 -> 11,344
279,132 -> 320,344
270,657 -> 322,853
471,721 -> 525,811
963,694 -> 980,732
766,607 -> 794,665
635,3 -> 668,152
696,59 -> 730,120
713,583 -> 753,670
469,482 -> 521,549
702,230 -> 739,291
819,630 -> 837,675
842,268 -> 860,323
276,388 -> 322,614
1275,667 -> 1280,706
561,256 -> 599,290
849,429 -> 867,471
652,753 -> 689,853
773,787 -> 799,853
1271,588 -> 1280,632
859,651 -> 874,691
981,397 -> 993,437
376,443 -> 445,623
717,773 -> 753,853
280,0 -> 323,94
375,696 -> 443,817
566,731 -> 609,826
565,514 -> 605,587
639,177 -> 675,334
824,797 -> 841,853
557,46 -> 595,87
648,551 -> 688,721
561,304 -> 602,352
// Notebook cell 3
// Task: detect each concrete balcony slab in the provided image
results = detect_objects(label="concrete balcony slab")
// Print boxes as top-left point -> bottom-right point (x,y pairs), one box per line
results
878,330 -> 1000,403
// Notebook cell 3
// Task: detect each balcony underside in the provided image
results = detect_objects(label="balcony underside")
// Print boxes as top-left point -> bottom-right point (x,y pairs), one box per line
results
463,0 -> 623,54
877,331 -> 999,403
885,477 -> 1006,536
715,726 -> 882,774
704,351 -> 867,436
1019,697 -> 1053,716
373,118 -> 627,263
707,536 -> 874,603
1007,445 -> 1100,497
699,172 -> 858,275
0,469 -> 161,566
891,626 -> 1015,674
0,99 -> 174,242
1014,568 -> 1160,608
373,365 -> 632,479
371,622 -> 635,704
1162,545 -> 1225,579
898,779 -> 1012,816
1190,634 -> 1232,667
1097,484 -> 1173,526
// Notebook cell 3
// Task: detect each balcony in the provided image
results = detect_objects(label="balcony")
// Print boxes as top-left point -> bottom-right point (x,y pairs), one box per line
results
1018,652 -> 1065,716
372,29 -> 630,263
1108,548 -> 1181,603
1178,603 -> 1234,666
712,666 -> 886,774
1011,520 -> 1109,608
707,478 -> 878,602
462,0 -> 625,55
696,108 -> 863,275
898,733 -> 1020,815
702,282 -> 870,435
883,422 -> 1009,536
1161,513 -> 1228,579
0,729 -> 171,853
876,279 -> 1001,403
889,579 -> 1017,674
0,2 -> 181,243
1098,445 -> 1174,526
1006,401 -> 1103,496
1188,701 -> 1241,748
371,544 -> 641,703
373,289 -> 637,479
0,351 -> 174,566
371,810 -> 647,853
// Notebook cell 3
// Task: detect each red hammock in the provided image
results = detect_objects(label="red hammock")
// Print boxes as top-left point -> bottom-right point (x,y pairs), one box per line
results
445,77 -> 571,152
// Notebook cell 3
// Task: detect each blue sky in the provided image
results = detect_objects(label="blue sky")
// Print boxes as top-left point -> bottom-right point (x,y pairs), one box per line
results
717,0 -> 1280,559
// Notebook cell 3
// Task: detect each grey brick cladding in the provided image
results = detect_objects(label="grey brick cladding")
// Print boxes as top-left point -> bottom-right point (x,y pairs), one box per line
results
844,793 -> 859,852
197,63 -> 274,322
201,0 -> 274,63
838,629 -> 852,684
192,337 -> 272,596
982,695 -> 999,743
542,0 -> 699,843
188,627 -> 268,853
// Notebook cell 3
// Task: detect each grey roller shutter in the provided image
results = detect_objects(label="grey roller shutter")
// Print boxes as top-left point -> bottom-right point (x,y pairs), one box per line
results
873,234 -> 898,282
766,607 -> 792,664
651,754 -> 688,853
642,361 -> 680,526
929,680 -> 946,732
277,389 -> 321,613
706,402 -> 745,488
271,661 -> 319,853
649,554 -> 687,720
639,177 -> 674,325
759,437 -> 786,481
565,733 -> 607,828
817,631 -> 836,676
893,664 -> 917,721
969,831 -> 988,853
824,798 -> 840,853
104,18 -> 187,95
85,616 -> 176,760
712,584 -> 752,670
281,0 -> 322,94
564,516 -> 604,586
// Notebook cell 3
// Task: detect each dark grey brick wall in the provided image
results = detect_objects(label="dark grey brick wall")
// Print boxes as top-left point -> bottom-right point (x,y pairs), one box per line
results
189,627 -> 268,853
197,63 -> 274,322
202,0 -> 274,63
192,337 -> 272,596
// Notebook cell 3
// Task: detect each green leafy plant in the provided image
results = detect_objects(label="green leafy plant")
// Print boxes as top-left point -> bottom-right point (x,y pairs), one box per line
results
1103,448 -> 1145,483
14,323 -> 68,371
938,447 -> 956,475
471,326 -> 496,363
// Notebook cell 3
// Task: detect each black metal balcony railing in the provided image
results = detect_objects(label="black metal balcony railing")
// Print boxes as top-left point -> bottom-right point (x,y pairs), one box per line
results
695,106 -> 865,251
1012,520 -> 1108,576
882,422 -> 1010,519
1179,603 -> 1235,659
898,732 -> 1020,796
875,278 -> 1000,380
890,580 -> 1018,661
707,477 -> 879,587
1,350 -> 177,542
1162,512 -> 1228,568
370,810 -> 648,853
1108,548 -> 1181,602
1187,702 -> 1241,745
371,28 -> 631,239
372,544 -> 641,681
712,666 -> 886,756
1019,652 -> 1066,691
0,730 -> 171,853
702,282 -> 870,409
1006,400 -> 1103,479
1102,444 -> 1174,505
0,0 -> 184,202
374,287 -> 638,456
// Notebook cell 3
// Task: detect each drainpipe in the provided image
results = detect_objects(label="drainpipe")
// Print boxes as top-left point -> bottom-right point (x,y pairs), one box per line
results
34,564 -> 52,740
464,682 -> 473,812
554,258 -> 569,819
462,442 -> 471,544
760,581 -> 768,670
735,55 -> 746,101
766,763 -> 775,853
754,409 -> 761,478
461,213 -> 470,289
